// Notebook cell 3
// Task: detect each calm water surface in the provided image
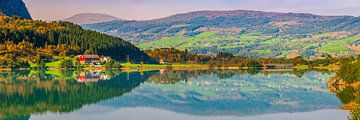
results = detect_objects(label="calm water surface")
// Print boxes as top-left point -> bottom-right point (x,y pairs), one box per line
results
0,70 -> 349,120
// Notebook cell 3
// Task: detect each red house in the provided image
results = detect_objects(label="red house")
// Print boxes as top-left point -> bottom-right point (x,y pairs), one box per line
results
78,55 -> 100,64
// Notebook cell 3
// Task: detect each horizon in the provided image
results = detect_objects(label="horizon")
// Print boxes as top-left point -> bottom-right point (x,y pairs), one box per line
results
23,0 -> 360,21
65,9 -> 359,21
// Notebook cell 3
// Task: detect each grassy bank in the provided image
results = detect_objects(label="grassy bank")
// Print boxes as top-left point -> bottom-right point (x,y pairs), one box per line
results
294,64 -> 340,71
120,63 -> 210,70
2,59 -> 342,71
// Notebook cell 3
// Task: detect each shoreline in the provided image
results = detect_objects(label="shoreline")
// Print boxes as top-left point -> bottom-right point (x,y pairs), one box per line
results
0,64 -> 339,71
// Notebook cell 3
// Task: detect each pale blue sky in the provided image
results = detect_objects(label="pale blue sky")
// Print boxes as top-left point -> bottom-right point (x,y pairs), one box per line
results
23,0 -> 360,21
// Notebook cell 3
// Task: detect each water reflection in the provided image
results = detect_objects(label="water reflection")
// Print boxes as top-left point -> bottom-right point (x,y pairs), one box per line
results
0,69 -> 346,119
111,70 -> 340,117
77,71 -> 111,83
0,70 -> 153,120
328,60 -> 360,120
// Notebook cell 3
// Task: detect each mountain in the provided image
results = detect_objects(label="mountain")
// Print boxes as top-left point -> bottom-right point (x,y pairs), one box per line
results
64,13 -> 122,25
83,10 -> 360,58
0,0 -> 31,19
0,16 -> 157,64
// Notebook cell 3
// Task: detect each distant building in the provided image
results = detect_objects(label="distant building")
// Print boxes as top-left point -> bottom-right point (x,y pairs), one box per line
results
100,56 -> 111,63
159,59 -> 165,64
159,58 -> 169,64
78,55 -> 100,64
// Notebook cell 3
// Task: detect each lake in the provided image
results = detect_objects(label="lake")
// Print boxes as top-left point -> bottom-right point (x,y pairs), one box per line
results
0,70 -> 349,120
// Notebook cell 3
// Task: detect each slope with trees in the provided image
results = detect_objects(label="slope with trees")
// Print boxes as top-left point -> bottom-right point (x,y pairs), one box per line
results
0,16 -> 156,69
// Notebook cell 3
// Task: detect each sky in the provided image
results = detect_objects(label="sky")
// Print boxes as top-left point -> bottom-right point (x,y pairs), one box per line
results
23,0 -> 360,21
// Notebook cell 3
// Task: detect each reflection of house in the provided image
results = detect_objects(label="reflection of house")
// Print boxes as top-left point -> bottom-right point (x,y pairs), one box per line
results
78,72 -> 99,83
78,55 -> 100,64
77,71 -> 110,83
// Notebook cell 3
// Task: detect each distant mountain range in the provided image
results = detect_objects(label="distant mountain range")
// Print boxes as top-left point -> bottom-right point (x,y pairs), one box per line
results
64,13 -> 122,24
0,0 -> 31,19
83,10 -> 360,58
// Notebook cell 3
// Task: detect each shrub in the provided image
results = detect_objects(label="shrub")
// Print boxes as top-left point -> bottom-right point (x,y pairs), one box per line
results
60,59 -> 74,69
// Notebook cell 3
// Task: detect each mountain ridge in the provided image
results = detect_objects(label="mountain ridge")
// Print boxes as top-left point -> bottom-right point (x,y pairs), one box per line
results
64,13 -> 122,25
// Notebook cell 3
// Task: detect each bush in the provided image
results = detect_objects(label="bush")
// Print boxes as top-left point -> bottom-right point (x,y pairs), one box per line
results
246,60 -> 262,67
104,60 -> 115,69
60,59 -> 74,69
113,62 -> 122,69
105,60 -> 122,69
337,61 -> 360,83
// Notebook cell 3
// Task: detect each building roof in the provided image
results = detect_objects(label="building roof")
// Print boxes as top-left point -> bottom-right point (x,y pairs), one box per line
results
80,55 -> 100,58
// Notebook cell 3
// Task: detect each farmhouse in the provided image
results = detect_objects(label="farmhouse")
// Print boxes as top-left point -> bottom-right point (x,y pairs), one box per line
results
78,55 -> 100,64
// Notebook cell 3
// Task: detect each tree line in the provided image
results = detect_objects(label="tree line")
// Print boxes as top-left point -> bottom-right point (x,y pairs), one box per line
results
146,47 -> 358,67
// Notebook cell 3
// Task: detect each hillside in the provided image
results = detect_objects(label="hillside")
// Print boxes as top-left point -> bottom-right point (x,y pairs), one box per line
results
83,10 -> 360,58
0,0 -> 31,19
0,16 -> 156,67
64,13 -> 122,24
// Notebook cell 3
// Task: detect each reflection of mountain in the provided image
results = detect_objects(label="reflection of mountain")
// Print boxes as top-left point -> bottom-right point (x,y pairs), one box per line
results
0,70 -> 156,120
0,70 -> 341,119
100,71 -> 341,117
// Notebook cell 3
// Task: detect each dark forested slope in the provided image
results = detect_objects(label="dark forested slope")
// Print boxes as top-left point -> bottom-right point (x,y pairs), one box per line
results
0,16 -> 156,63
0,0 -> 31,19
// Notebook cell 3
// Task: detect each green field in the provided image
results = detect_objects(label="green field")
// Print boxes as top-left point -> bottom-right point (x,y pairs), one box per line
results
139,31 -> 272,50
138,31 -> 360,58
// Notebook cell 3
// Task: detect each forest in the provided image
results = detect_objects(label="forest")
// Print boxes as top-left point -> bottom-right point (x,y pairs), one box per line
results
0,16 -> 156,69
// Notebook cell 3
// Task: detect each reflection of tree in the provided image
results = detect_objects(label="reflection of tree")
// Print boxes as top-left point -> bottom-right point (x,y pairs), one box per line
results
146,70 -> 213,84
293,69 -> 332,78
0,70 -> 154,120
0,70 -> 30,82
146,70 -> 260,84
330,59 -> 360,120
247,69 -> 261,75
61,70 -> 75,78
215,71 -> 236,79
145,69 -> 313,84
